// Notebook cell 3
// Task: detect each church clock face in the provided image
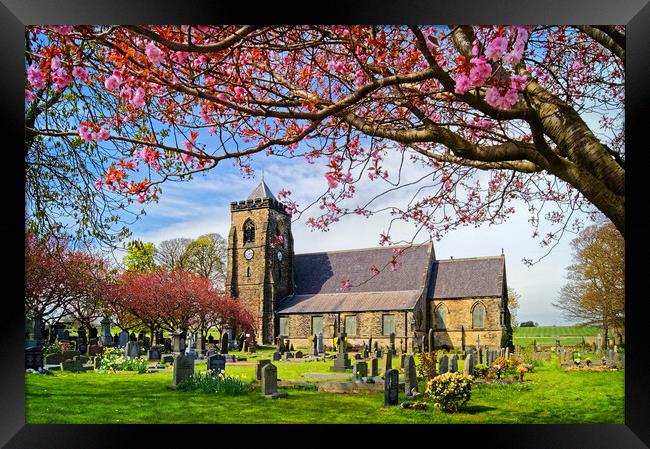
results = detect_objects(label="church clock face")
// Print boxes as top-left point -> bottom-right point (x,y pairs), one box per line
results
276,250 -> 283,262
244,248 -> 254,260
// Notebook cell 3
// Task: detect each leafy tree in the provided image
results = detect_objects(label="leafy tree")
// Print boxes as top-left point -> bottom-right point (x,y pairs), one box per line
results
182,233 -> 227,287
519,321 -> 536,327
507,287 -> 521,328
123,240 -> 156,271
25,25 -> 624,258
553,221 -> 624,347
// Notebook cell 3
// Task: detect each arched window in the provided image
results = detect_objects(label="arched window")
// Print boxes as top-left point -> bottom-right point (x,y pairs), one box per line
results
472,303 -> 486,329
434,304 -> 448,329
243,219 -> 255,244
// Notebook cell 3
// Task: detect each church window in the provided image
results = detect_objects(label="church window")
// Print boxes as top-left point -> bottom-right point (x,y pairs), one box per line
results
434,304 -> 448,330
279,317 -> 289,337
312,316 -> 323,335
243,219 -> 255,244
246,266 -> 251,278
382,314 -> 395,336
472,303 -> 486,329
344,315 -> 357,336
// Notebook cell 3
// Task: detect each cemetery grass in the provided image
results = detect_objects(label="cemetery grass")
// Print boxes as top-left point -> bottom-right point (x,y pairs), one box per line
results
513,325 -> 600,346
25,354 -> 623,424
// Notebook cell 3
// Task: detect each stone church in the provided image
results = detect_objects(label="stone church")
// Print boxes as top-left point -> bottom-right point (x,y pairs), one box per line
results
226,180 -> 513,351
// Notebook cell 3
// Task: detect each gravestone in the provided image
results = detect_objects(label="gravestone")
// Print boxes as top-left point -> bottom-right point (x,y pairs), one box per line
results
399,353 -> 406,369
100,319 -> 113,346
172,331 -> 186,354
463,353 -> 475,376
161,354 -> 174,364
87,345 -> 102,356
428,328 -> 434,352
272,351 -> 281,361
368,337 -> 373,352
404,355 -> 418,398
282,352 -> 294,361
113,334 -> 119,345
295,351 -> 303,359
276,337 -> 286,354
148,347 -> 162,362
389,332 -> 396,355
129,332 -> 137,342
384,369 -> 399,406
172,354 -> 194,387
125,341 -> 140,358
478,346 -> 483,364
256,359 -> 271,381
62,350 -> 80,361
44,353 -> 63,365
221,333 -> 229,354
207,353 -> 226,375
505,347 -> 510,360
354,353 -> 362,360
332,335 -> 351,372
261,363 -> 287,399
370,357 -> 379,377
238,333 -> 246,351
25,346 -> 44,370
311,335 -> 318,356
373,341 -> 379,352
353,361 -> 368,380
382,351 -> 392,373
118,331 -> 129,347
60,359 -> 84,372
438,354 -> 449,374
362,348 -> 369,359
318,332 -> 324,354
449,354 -> 458,373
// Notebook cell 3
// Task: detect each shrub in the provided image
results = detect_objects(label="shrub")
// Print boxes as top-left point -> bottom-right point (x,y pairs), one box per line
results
425,372 -> 473,413
473,363 -> 489,378
416,351 -> 437,381
43,343 -> 62,355
176,371 -> 251,395
99,346 -> 147,373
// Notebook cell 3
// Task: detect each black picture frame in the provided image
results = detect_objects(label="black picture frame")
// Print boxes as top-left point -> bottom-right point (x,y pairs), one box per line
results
2,1 -> 648,447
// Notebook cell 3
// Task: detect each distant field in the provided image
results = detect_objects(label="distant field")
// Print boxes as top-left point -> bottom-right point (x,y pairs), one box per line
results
513,326 -> 600,346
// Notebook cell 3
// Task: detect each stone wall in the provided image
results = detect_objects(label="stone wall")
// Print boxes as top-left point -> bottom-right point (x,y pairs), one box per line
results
429,296 -> 507,349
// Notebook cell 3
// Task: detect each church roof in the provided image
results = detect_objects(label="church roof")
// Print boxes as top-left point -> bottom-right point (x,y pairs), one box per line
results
427,256 -> 505,299
247,179 -> 277,201
277,243 -> 433,313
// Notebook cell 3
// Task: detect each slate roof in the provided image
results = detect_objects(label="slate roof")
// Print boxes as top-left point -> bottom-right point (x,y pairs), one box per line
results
247,179 -> 277,201
277,243 -> 433,313
427,256 -> 505,299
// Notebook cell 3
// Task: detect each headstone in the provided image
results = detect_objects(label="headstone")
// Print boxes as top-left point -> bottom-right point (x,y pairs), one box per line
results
282,352 -> 294,361
256,359 -> 271,381
463,353 -> 475,376
221,332 -> 228,354
87,345 -> 102,356
505,347 -> 510,360
449,354 -> 458,373
404,355 -> 418,398
295,351 -> 303,359
148,347 -> 162,362
382,351 -> 392,373
125,341 -> 140,358
60,359 -> 84,372
207,353 -> 226,375
310,335 -> 318,356
354,353 -> 362,360
362,348 -> 369,359
25,346 -> 44,370
272,351 -> 281,361
62,350 -> 80,361
384,369 -> 399,406
161,354 -> 174,364
399,353 -> 406,369
129,332 -> 137,342
438,354 -> 449,374
100,319 -> 113,346
317,332 -> 324,354
118,331 -> 129,347
172,331 -> 185,354
370,357 -> 379,377
428,328 -> 434,352
208,335 -> 214,344
368,337 -> 373,353
261,363 -> 287,398
172,354 -> 194,387
113,334 -> 119,345
44,353 -> 63,365
389,332 -> 396,355
353,361 -> 368,380
276,337 -> 285,354
238,333 -> 246,351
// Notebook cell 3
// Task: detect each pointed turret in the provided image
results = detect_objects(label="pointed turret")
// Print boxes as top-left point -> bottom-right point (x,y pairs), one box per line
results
247,179 -> 277,201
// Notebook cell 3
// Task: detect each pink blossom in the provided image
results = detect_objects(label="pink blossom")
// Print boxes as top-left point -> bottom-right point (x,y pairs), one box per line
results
52,69 -> 72,91
130,87 -> 146,107
216,93 -> 228,102
92,128 -> 110,141
27,63 -> 46,90
173,51 -> 190,64
325,172 -> 339,189
509,74 -> 527,91
180,152 -> 194,164
145,42 -> 165,65
104,70 -> 123,91
454,74 -> 471,95
120,85 -> 132,102
78,124 -> 93,142
485,86 -> 519,110
471,39 -> 480,56
51,57 -> 62,70
341,279 -> 351,290
50,25 -> 73,35
137,191 -> 147,203
72,66 -> 88,83
485,36 -> 508,62
469,56 -> 492,86
94,179 -> 103,190
25,89 -> 35,102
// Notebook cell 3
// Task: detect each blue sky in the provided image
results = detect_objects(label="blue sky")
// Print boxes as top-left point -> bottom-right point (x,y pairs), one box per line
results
123,144 -> 589,326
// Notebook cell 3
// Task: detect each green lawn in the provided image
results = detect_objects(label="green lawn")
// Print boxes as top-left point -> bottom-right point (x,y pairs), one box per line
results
25,353 -> 623,424
513,326 -> 600,347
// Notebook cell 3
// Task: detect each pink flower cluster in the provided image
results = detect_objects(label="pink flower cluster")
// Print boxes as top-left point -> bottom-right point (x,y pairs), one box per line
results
454,57 -> 492,95
78,124 -> 110,142
104,69 -> 123,91
72,66 -> 88,83
484,74 -> 528,110
27,63 -> 45,90
134,146 -> 161,171
145,42 -> 165,65
119,85 -> 146,108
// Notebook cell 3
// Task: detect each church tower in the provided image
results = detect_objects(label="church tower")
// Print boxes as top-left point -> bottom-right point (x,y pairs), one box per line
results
225,179 -> 294,344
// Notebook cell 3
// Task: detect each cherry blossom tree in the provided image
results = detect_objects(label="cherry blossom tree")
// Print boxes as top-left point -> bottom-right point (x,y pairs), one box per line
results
25,25 -> 624,263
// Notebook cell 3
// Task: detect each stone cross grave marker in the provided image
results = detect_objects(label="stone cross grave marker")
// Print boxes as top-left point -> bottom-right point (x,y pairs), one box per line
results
449,354 -> 458,373
353,361 -> 368,381
384,369 -> 399,406
172,354 -> 194,387
438,354 -> 449,374
404,355 -> 418,398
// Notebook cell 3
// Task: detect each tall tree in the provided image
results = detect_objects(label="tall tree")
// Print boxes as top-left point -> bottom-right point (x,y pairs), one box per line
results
553,222 -> 624,347
25,25 -> 624,257
123,240 -> 156,271
155,237 -> 192,269
507,287 -> 521,328
183,233 -> 227,287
